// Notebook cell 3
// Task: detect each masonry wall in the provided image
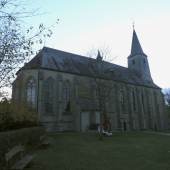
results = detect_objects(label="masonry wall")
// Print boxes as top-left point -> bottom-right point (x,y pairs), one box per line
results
12,68 -> 167,132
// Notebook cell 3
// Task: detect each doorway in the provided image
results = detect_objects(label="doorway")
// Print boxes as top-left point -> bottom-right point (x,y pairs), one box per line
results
81,112 -> 90,132
123,121 -> 127,131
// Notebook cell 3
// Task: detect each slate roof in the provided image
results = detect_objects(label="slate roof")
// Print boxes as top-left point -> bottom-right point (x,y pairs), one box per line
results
21,47 -> 160,89
129,30 -> 147,58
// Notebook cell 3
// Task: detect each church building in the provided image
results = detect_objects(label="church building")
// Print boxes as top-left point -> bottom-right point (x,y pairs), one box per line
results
12,29 -> 167,132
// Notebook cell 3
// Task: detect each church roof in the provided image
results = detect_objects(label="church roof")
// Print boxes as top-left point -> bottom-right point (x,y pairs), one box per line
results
22,47 -> 159,89
129,29 -> 147,57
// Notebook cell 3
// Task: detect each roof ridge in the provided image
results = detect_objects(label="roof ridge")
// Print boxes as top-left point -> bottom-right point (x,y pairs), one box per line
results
18,46 -> 159,89
43,46 -> 93,60
43,46 -> 127,69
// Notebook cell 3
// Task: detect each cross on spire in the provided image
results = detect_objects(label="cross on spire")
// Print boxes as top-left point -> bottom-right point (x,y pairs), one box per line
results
132,21 -> 135,30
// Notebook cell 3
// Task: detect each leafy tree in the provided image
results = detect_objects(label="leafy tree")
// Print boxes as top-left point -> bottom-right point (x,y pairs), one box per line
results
0,0 -> 58,95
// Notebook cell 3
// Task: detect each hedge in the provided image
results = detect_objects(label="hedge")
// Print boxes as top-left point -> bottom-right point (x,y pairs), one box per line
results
0,126 -> 45,169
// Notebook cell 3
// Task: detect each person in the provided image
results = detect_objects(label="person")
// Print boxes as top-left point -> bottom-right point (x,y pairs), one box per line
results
98,118 -> 112,136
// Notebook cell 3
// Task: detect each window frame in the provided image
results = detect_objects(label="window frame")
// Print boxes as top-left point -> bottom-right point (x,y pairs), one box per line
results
26,77 -> 36,108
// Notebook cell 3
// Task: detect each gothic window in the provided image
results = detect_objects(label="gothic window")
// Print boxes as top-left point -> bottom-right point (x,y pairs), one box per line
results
114,84 -> 120,114
120,89 -> 124,104
132,60 -> 135,65
119,88 -> 125,112
141,92 -> 145,111
94,87 -> 98,99
154,91 -> 159,114
132,90 -> 136,111
58,80 -> 63,101
26,77 -> 36,108
63,81 -> 71,112
146,91 -> 152,128
44,77 -> 54,114
154,91 -> 158,105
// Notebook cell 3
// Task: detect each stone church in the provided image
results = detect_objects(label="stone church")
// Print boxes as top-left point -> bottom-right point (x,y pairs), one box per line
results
12,29 -> 167,132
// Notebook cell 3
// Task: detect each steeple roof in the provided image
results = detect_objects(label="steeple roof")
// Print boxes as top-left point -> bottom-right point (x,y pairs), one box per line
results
96,50 -> 103,61
130,29 -> 146,57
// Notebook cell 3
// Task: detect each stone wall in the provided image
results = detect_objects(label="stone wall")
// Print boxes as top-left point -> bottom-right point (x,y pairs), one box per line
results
13,68 -> 167,132
0,127 -> 45,168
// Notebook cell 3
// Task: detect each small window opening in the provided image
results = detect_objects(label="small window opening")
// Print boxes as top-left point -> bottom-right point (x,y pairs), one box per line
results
65,101 -> 71,112
143,59 -> 146,64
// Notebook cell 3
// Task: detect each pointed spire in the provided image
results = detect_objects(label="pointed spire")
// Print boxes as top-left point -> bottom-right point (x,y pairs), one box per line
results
96,50 -> 103,61
130,29 -> 145,56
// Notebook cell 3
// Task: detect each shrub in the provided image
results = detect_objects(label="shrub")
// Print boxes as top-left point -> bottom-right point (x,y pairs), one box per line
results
0,98 -> 38,131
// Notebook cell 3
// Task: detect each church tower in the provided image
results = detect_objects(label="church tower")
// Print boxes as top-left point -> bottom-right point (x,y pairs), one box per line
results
128,29 -> 153,82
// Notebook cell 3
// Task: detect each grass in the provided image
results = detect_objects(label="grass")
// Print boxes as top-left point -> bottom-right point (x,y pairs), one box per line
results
29,132 -> 170,170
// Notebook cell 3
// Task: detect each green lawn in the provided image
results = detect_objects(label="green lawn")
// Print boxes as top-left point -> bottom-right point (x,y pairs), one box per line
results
29,132 -> 170,170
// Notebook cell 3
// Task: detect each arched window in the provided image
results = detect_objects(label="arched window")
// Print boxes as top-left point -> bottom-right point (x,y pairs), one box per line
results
63,81 -> 71,112
26,78 -> 36,108
132,90 -> 136,111
154,91 -> 159,114
120,89 -> 124,104
141,92 -> 145,110
44,77 -> 54,114
119,88 -> 125,112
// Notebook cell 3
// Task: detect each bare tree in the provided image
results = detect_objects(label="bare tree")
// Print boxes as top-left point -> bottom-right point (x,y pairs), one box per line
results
0,0 -> 58,96
86,46 -> 117,62
96,54 -> 114,139
87,48 -> 115,139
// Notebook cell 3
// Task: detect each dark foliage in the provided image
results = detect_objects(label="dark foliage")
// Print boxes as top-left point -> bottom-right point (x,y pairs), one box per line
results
0,98 -> 38,131
0,120 -> 38,132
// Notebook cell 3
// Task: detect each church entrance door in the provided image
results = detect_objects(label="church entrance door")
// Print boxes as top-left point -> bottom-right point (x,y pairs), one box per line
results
95,111 -> 100,124
123,121 -> 127,131
81,112 -> 90,132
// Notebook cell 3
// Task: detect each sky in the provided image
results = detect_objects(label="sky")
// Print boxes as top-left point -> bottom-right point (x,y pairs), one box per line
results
25,0 -> 170,89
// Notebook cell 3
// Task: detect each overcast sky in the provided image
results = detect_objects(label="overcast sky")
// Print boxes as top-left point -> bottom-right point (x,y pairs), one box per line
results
27,0 -> 170,89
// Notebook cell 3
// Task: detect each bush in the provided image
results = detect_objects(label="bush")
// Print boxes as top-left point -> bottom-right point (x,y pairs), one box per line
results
0,98 -> 38,131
